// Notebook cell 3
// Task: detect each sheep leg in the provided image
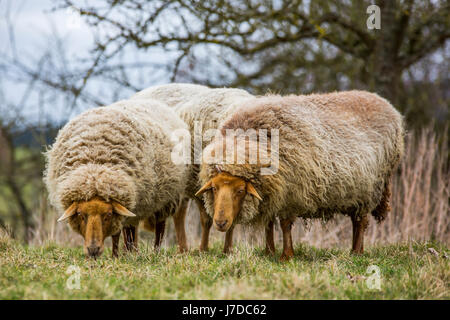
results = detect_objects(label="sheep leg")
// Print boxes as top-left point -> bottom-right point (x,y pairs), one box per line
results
351,214 -> 368,254
173,198 -> 189,253
112,231 -> 120,258
196,198 -> 212,252
122,226 -> 138,251
280,218 -> 294,261
223,226 -> 235,254
154,219 -> 166,250
265,220 -> 276,255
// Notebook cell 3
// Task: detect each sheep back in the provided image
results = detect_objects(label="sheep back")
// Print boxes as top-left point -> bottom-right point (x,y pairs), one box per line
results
131,85 -> 254,199
130,83 -> 210,108
44,99 -> 188,224
176,88 -> 254,197
200,91 -> 404,225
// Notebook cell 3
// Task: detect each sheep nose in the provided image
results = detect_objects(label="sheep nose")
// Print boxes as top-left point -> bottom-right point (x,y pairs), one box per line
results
87,246 -> 100,257
215,219 -> 228,229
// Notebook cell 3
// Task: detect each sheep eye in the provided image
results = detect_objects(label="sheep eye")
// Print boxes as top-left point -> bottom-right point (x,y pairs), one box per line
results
237,189 -> 244,194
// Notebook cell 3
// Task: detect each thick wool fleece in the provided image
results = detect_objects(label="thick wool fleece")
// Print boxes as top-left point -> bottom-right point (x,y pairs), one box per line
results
131,84 -> 254,198
130,83 -> 210,108
199,91 -> 404,225
175,88 -> 254,197
44,99 -> 189,226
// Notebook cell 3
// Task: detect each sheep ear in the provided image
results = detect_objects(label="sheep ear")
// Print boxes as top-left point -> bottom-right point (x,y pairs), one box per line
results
112,202 -> 136,217
195,180 -> 212,197
57,202 -> 78,222
247,182 -> 262,201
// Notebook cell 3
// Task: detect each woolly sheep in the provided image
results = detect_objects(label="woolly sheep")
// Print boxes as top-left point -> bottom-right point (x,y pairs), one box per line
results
44,99 -> 189,258
130,83 -> 210,108
131,84 -> 255,251
180,88 -> 258,248
196,91 -> 404,260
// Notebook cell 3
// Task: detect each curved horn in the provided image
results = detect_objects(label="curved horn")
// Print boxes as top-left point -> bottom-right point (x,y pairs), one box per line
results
195,180 -> 213,197
247,182 -> 263,201
57,202 -> 78,222
112,201 -> 136,217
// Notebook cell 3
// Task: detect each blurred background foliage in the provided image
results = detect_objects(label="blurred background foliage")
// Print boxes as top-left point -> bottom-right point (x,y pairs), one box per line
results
0,0 -> 448,243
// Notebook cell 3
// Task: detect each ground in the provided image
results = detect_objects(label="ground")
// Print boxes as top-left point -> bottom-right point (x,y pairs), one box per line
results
0,234 -> 448,299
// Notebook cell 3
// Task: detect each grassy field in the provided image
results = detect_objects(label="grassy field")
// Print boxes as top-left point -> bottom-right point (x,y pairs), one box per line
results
0,231 -> 448,300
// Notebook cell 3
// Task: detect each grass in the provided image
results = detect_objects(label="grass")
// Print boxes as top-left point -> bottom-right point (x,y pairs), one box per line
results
0,232 -> 448,300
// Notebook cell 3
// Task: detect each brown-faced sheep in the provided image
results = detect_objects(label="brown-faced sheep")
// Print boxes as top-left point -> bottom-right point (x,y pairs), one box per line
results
44,99 -> 189,258
131,84 -> 256,252
176,87 -> 256,250
196,91 -> 404,260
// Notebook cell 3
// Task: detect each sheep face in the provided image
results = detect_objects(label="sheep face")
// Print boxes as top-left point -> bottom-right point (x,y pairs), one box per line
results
196,172 -> 262,231
57,197 -> 135,258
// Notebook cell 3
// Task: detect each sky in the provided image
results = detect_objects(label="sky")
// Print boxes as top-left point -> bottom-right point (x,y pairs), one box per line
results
0,0 -> 93,59
1,0 -> 447,126
0,0 -> 173,125
0,0 -> 96,124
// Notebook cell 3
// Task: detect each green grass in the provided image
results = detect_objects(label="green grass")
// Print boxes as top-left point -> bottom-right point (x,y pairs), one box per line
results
0,233 -> 448,299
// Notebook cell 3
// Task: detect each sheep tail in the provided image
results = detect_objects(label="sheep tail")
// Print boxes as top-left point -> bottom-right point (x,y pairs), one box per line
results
371,180 -> 391,223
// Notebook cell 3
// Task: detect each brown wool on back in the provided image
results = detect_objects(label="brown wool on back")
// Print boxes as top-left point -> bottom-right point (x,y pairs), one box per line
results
200,90 -> 405,225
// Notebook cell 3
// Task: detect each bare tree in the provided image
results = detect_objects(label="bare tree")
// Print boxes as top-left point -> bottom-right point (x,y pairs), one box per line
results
0,0 -> 448,242
0,1 -> 91,241
56,0 -> 449,111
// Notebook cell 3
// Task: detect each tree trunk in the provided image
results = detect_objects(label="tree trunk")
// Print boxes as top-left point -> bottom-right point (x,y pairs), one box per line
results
7,177 -> 34,243
1,127 -> 34,243
371,0 -> 402,105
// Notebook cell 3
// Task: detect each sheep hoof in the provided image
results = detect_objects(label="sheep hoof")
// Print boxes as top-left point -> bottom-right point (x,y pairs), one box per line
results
177,247 -> 188,254
280,252 -> 293,261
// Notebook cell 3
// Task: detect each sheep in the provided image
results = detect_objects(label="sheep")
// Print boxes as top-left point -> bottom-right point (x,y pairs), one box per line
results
44,99 -> 189,258
196,91 -> 404,260
130,84 -> 257,252
130,83 -> 210,108
175,87 -> 256,250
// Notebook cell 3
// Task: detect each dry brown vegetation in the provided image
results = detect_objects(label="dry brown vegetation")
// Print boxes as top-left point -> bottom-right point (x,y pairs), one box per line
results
0,0 -> 448,251
25,126 -> 449,250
